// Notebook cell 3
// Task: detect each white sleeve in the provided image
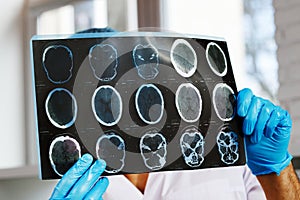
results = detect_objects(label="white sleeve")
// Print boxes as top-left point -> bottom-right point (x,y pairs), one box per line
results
243,165 -> 267,200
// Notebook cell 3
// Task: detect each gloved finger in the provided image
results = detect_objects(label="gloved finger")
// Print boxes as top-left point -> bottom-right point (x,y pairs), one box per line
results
243,96 -> 264,136
84,177 -> 109,200
271,108 -> 292,140
237,88 -> 253,117
66,159 -> 106,199
252,99 -> 272,143
265,106 -> 281,138
50,154 -> 93,199
278,110 -> 292,132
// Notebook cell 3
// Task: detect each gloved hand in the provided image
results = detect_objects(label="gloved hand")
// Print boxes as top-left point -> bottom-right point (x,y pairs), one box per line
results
237,88 -> 293,175
50,154 -> 109,200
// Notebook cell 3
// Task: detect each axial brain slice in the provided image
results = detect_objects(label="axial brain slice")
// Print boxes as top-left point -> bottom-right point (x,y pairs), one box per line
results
206,42 -> 227,77
175,83 -> 202,123
96,134 -> 125,173
171,39 -> 197,78
89,44 -> 118,81
213,83 -> 236,121
135,84 -> 164,124
42,45 -> 73,84
132,44 -> 159,80
49,136 -> 81,176
216,127 -> 239,165
140,132 -> 167,170
92,85 -> 122,126
180,127 -> 204,167
45,88 -> 77,129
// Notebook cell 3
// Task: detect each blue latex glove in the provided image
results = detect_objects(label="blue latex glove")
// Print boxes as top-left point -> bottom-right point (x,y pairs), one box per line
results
50,154 -> 109,200
237,88 -> 293,175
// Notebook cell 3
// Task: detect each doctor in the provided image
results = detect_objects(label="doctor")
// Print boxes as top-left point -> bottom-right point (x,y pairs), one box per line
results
49,87 -> 300,200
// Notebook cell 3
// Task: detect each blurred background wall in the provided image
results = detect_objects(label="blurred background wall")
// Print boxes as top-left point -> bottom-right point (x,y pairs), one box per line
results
274,0 -> 300,157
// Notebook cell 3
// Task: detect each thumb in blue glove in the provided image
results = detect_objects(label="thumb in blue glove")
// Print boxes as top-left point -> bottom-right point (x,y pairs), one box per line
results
50,153 -> 109,200
237,88 -> 293,175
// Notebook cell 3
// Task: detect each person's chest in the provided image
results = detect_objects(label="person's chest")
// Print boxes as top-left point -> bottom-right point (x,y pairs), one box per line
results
103,166 -> 248,200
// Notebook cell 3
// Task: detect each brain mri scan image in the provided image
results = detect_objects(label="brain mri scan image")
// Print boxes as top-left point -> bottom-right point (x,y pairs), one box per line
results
206,42 -> 227,77
171,39 -> 197,78
89,44 -> 118,81
32,33 -> 246,179
92,85 -> 122,126
216,126 -> 239,165
213,83 -> 236,121
45,88 -> 77,129
175,83 -> 202,123
132,44 -> 159,80
140,131 -> 167,170
135,84 -> 164,124
49,135 -> 81,176
42,45 -> 73,84
96,133 -> 126,173
180,127 -> 205,167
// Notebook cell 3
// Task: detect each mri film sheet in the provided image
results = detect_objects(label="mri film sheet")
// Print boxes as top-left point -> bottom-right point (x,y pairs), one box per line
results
31,33 -> 246,179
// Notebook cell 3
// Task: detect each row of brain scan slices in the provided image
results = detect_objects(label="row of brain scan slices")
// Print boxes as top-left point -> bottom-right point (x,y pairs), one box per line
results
49,126 -> 239,176
42,40 -> 227,83
45,82 -> 236,129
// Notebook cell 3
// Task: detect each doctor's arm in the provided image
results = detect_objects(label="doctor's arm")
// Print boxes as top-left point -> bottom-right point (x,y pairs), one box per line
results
257,163 -> 299,200
237,88 -> 300,200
